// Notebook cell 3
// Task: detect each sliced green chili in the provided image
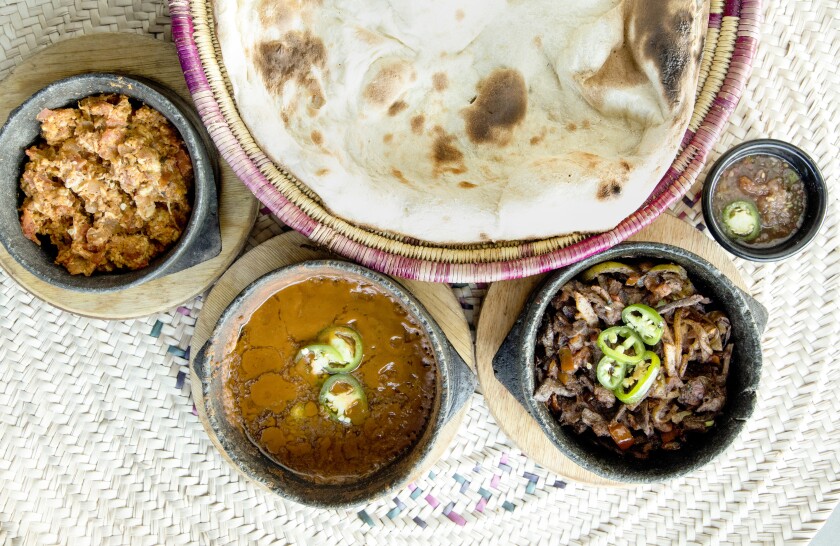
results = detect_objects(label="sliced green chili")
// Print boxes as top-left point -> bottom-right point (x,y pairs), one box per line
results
294,343 -> 344,375
596,356 -> 627,390
580,261 -> 639,282
614,351 -> 661,405
319,373 -> 369,425
621,304 -> 665,345
597,326 -> 645,364
720,200 -> 761,241
317,325 -> 364,373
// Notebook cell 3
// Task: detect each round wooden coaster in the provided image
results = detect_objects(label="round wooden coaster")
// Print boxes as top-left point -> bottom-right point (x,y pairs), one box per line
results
0,34 -> 258,319
475,213 -> 750,487
189,231 -> 474,488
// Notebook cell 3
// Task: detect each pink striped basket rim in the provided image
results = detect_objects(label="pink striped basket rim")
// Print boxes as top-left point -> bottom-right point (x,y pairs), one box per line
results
170,0 -> 761,283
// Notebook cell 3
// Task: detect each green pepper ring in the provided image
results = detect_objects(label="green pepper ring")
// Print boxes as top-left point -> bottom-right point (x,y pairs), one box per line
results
294,343 -> 344,374
597,326 -> 645,364
580,261 -> 639,282
318,325 -> 364,373
621,304 -> 665,345
721,200 -> 761,242
318,373 -> 369,424
614,351 -> 661,405
596,356 -> 627,390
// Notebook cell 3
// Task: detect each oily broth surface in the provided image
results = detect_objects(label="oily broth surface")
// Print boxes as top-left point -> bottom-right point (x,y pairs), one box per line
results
225,275 -> 437,484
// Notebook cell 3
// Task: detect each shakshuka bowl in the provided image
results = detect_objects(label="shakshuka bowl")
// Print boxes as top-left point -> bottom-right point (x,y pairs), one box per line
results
701,139 -> 827,262
0,73 -> 221,293
191,260 -> 476,508
492,242 -> 768,483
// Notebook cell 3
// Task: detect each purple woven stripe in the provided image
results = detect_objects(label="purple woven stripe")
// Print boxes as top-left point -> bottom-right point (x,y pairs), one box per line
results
723,0 -> 741,18
171,0 -> 761,282
708,13 -> 723,29
447,511 -> 467,526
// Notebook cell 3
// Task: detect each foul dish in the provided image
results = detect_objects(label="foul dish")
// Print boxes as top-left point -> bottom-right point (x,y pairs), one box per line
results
712,155 -> 807,247
214,0 -> 708,243
225,274 -> 437,484
534,260 -> 732,459
18,94 -> 193,275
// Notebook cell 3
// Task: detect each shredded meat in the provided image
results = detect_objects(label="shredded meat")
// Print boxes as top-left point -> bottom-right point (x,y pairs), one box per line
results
657,295 -> 711,316
534,260 -> 732,458
18,94 -> 192,275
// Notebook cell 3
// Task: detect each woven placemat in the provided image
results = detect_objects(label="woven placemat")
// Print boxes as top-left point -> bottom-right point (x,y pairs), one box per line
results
0,1 -> 838,545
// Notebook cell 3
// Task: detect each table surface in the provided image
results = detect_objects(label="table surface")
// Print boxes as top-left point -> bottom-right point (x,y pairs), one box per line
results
0,1 -> 838,545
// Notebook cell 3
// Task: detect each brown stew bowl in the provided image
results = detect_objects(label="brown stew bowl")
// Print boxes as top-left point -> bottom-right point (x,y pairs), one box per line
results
191,260 -> 476,508
492,242 -> 768,483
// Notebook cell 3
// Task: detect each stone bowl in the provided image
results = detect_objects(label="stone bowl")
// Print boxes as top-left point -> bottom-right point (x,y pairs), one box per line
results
0,73 -> 221,292
492,242 -> 768,483
191,260 -> 477,508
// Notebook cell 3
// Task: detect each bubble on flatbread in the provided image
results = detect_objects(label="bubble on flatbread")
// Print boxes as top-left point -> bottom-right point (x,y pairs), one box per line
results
363,60 -> 414,107
257,0 -> 292,27
463,68 -> 527,145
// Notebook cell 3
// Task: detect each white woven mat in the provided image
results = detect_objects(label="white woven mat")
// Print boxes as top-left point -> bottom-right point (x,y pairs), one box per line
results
1,1 -> 838,544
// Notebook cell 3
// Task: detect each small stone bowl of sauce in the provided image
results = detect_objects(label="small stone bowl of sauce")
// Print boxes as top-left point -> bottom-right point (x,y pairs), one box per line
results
702,139 -> 827,261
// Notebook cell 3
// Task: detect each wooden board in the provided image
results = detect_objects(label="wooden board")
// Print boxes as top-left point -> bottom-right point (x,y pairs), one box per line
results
475,213 -> 749,487
0,34 -> 258,319
189,231 -> 474,489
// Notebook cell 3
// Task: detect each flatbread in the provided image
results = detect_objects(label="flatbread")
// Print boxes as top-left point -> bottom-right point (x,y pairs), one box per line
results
215,0 -> 708,243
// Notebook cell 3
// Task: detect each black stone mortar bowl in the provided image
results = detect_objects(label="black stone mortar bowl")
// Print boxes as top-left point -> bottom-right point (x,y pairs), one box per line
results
192,260 -> 477,508
0,73 -> 221,293
493,242 -> 768,483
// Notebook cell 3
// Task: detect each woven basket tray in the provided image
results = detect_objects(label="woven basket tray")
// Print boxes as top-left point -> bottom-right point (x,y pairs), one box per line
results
171,1 -> 759,282
170,0 -> 761,282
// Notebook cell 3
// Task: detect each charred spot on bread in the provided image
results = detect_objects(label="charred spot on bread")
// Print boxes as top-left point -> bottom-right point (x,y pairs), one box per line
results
432,127 -> 466,176
634,2 -> 694,106
391,168 -> 410,185
310,130 -> 323,145
463,68 -> 527,145
255,31 -> 327,108
459,181 -> 477,189
388,100 -> 408,116
410,114 -> 425,135
597,180 -> 623,200
432,72 -> 448,92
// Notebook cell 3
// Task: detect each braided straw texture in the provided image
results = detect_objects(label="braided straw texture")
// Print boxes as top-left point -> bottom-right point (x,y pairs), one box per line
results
0,1 -> 838,545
